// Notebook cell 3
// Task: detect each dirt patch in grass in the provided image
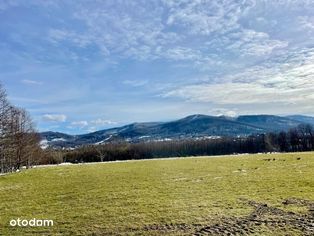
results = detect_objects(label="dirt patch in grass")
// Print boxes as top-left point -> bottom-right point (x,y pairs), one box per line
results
142,223 -> 202,235
141,198 -> 314,235
194,198 -> 314,235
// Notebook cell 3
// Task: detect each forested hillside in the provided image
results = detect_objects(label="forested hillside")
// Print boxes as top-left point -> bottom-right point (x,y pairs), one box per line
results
62,124 -> 314,163
41,114 -> 314,149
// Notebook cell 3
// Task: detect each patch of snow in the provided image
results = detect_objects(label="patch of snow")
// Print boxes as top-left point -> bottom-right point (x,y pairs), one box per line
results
189,114 -> 202,121
58,162 -> 73,166
154,138 -> 173,142
40,139 -> 49,149
51,138 -> 67,142
94,135 -> 112,145
195,136 -> 221,140
118,127 -> 129,132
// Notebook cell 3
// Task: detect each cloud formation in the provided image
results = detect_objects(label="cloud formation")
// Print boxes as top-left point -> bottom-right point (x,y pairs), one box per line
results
1,0 -> 314,133
68,118 -> 117,131
164,48 -> 314,108
70,121 -> 88,128
90,119 -> 117,126
42,114 -> 67,122
21,79 -> 43,85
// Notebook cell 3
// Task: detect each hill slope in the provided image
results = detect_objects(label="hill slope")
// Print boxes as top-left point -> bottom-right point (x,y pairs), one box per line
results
40,114 -> 312,148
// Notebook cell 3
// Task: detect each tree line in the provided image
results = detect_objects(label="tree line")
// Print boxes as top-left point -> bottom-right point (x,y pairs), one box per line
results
0,83 -> 42,173
62,124 -> 314,163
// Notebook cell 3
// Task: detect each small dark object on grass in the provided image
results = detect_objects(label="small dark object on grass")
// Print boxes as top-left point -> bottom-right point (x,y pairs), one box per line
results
297,157 -> 301,160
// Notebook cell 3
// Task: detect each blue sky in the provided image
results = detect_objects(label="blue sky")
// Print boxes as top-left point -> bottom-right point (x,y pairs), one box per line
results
1,0 -> 314,134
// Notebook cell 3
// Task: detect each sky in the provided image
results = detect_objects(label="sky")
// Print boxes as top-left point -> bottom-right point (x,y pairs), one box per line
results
1,0 -> 314,134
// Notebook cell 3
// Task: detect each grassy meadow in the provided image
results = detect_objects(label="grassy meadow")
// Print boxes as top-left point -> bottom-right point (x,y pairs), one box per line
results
0,152 -> 314,235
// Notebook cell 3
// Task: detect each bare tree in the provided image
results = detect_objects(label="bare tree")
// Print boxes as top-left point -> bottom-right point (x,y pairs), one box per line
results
0,83 -> 41,173
0,83 -> 12,172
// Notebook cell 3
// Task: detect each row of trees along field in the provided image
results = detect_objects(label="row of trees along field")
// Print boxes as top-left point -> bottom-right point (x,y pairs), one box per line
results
62,124 -> 314,163
0,83 -> 43,173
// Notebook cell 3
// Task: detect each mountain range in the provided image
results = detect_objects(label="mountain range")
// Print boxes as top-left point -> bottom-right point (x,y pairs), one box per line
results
40,114 -> 314,149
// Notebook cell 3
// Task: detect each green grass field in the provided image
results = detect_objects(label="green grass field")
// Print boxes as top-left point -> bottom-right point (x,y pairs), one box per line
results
1,152 -> 314,235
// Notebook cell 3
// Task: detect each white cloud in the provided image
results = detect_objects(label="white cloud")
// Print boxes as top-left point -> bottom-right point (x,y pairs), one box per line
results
4,0 -> 314,123
226,29 -> 288,56
164,0 -> 253,35
122,80 -> 148,87
69,119 -> 117,131
90,119 -> 117,126
164,47 -> 314,110
50,1 -> 175,61
42,114 -> 67,122
71,121 -> 88,128
48,29 -> 92,48
162,47 -> 202,61
298,16 -> 314,30
210,108 -> 238,117
43,0 -> 311,68
21,79 -> 43,85
45,1 -> 251,64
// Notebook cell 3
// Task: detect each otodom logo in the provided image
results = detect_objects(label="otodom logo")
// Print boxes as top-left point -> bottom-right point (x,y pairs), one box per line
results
9,218 -> 54,227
